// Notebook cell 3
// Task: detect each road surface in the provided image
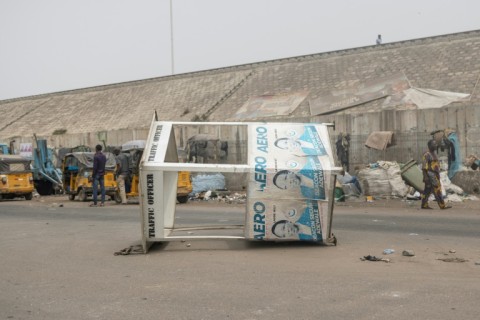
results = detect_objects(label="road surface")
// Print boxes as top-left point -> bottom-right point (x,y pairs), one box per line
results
1,196 -> 479,320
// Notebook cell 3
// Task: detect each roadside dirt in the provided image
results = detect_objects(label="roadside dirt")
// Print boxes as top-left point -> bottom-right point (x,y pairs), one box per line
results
3,192 -> 480,215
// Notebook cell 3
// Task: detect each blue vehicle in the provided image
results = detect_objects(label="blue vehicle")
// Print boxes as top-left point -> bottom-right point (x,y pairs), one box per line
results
0,142 -> 12,155
31,135 -> 63,195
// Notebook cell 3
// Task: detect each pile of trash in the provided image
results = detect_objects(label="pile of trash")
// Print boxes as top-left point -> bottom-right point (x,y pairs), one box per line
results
357,161 -> 409,198
339,160 -> 478,202
190,173 -> 226,195
336,172 -> 362,200
190,190 -> 247,204
406,171 -> 479,202
188,172 -> 245,204
188,164 -> 478,204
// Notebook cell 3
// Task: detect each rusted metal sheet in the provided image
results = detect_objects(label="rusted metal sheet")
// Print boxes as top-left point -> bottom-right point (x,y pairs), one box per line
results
232,90 -> 309,120
309,73 -> 409,115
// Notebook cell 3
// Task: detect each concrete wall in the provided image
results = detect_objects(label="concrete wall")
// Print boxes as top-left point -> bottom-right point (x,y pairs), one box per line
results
2,30 -> 480,191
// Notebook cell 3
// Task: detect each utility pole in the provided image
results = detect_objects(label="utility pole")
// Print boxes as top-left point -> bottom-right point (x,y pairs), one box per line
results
170,0 -> 175,74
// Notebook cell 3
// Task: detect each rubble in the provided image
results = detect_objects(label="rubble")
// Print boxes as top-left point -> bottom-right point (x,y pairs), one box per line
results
360,255 -> 391,263
190,190 -> 247,204
437,257 -> 468,263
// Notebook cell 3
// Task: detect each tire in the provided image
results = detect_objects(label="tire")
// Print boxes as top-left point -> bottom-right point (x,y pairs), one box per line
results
177,195 -> 189,204
68,193 -> 75,201
25,193 -> 33,200
35,180 -> 54,196
114,190 -> 122,204
78,188 -> 87,202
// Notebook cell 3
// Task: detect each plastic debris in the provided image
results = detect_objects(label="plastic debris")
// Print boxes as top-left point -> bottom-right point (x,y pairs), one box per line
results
191,173 -> 225,195
114,245 -> 144,256
361,255 -> 391,263
204,190 -> 212,200
437,257 -> 468,263
190,190 -> 247,204
383,249 -> 395,255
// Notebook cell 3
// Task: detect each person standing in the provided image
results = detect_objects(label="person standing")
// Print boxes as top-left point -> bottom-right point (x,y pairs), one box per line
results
376,34 -> 382,45
421,139 -> 451,210
90,144 -> 106,207
113,148 -> 129,204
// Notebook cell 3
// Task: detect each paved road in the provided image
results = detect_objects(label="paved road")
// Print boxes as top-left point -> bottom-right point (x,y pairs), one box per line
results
1,197 -> 479,320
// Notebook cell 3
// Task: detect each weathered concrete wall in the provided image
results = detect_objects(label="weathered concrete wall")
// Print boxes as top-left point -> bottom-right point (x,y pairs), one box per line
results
7,128 -> 150,151
1,30 -> 480,191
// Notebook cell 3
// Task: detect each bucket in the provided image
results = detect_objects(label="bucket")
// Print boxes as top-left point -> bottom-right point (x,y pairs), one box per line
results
401,159 -> 424,192
334,187 -> 345,202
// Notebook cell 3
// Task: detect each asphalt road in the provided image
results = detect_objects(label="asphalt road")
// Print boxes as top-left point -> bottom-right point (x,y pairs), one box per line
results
1,197 -> 479,320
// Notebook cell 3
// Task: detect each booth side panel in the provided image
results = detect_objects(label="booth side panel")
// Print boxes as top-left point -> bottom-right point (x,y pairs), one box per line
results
163,171 -> 178,230
245,123 -> 336,243
326,174 -> 336,242
139,169 -> 169,244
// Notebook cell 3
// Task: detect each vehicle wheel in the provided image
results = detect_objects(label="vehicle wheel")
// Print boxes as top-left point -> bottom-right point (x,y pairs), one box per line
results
78,188 -> 87,202
177,195 -> 188,204
68,193 -> 75,201
114,190 -> 122,204
35,180 -> 54,196
25,193 -> 33,200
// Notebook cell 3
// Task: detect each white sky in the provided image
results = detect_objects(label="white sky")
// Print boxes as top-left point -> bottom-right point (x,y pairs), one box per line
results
1,0 -> 479,101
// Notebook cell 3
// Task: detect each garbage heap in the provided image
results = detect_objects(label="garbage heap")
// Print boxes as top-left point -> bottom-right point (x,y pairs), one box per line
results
337,160 -> 478,202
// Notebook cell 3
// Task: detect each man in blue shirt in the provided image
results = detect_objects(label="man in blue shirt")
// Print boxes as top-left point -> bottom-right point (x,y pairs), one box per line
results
91,144 -> 106,207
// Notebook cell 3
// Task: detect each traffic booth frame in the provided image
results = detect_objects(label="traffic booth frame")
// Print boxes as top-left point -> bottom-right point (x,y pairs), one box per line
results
139,115 -> 342,253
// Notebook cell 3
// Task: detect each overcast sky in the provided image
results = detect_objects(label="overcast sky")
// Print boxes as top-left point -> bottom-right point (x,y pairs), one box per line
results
1,0 -> 479,101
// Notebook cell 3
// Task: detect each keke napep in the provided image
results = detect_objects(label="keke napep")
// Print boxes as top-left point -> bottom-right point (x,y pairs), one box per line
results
0,155 -> 34,201
117,140 -> 192,203
62,152 -> 117,201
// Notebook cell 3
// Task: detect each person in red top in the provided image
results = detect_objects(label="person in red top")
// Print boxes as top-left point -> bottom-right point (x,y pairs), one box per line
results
90,144 -> 107,207
421,139 -> 451,210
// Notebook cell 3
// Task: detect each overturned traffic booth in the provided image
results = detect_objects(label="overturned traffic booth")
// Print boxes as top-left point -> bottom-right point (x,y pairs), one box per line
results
139,115 -> 342,253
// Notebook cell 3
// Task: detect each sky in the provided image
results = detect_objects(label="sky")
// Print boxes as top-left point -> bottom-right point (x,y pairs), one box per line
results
1,0 -> 480,101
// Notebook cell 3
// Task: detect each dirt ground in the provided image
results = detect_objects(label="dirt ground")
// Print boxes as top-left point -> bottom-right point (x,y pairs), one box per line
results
1,192 -> 480,320
15,192 -> 480,211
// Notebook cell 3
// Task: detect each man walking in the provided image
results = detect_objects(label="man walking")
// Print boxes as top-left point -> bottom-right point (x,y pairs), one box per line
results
421,139 -> 451,210
90,144 -> 106,207
113,148 -> 129,204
